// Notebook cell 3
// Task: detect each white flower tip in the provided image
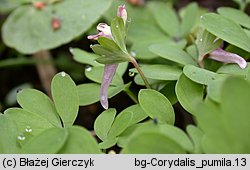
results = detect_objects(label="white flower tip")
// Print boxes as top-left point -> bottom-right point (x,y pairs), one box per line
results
239,60 -> 247,69
97,23 -> 112,38
100,95 -> 109,110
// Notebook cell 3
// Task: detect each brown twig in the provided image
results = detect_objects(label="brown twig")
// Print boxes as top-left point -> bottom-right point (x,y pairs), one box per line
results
33,50 -> 56,98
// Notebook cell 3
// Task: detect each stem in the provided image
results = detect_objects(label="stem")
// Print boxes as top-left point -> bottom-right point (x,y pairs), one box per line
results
130,57 -> 151,89
239,3 -> 246,11
197,56 -> 205,69
124,86 -> 138,104
33,50 -> 57,98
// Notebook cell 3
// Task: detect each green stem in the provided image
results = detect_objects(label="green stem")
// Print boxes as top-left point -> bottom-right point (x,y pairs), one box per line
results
130,57 -> 151,89
197,55 -> 205,69
239,3 -> 246,11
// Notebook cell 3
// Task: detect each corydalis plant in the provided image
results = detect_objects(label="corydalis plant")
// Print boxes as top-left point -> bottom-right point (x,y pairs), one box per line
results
88,5 -> 150,109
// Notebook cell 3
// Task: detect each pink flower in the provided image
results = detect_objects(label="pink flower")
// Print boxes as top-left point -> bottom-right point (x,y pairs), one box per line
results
87,5 -> 128,109
99,64 -> 118,109
87,23 -> 112,40
209,48 -> 247,69
117,5 -> 127,24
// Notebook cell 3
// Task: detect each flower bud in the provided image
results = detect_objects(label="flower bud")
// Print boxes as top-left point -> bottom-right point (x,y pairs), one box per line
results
117,5 -> 127,24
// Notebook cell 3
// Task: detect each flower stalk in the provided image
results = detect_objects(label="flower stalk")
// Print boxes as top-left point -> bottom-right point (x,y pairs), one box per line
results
88,4 -> 150,109
130,57 -> 151,89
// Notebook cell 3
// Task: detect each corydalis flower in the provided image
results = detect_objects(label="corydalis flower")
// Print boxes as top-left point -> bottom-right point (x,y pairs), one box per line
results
209,48 -> 247,69
87,23 -> 112,40
99,64 -> 118,109
117,5 -> 127,24
88,5 -> 127,109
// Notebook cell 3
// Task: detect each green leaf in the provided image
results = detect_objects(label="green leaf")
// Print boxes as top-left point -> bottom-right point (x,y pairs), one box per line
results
217,62 -> 249,78
77,83 -> 101,106
51,72 -> 79,127
183,65 -> 219,85
175,74 -> 204,114
85,66 -> 124,86
97,37 -> 122,52
201,13 -> 250,53
116,62 -> 128,77
77,83 -> 124,106
21,127 -> 68,154
160,81 -> 178,105
4,108 -> 54,135
186,44 -> 198,60
180,3 -> 198,37
118,122 -> 192,152
108,112 -> 133,138
95,56 -> 129,64
93,38 -> 130,64
2,0 -> 113,54
119,104 -> 148,126
244,28 -> 250,38
117,124 -> 139,148
133,74 -> 163,86
220,78 -> 250,153
91,44 -> 117,57
129,64 -> 182,81
94,109 -> 116,141
247,65 -> 250,83
139,89 -> 175,124
5,83 -> 32,106
217,7 -> 250,29
149,44 -> 197,66
186,125 -> 204,154
0,114 -> 20,153
17,89 -> 61,127
70,48 -> 101,67
196,78 -> 250,153
0,0 -> 24,13
183,65 -> 228,102
123,131 -> 185,154
159,124 -> 194,152
148,1 -> 180,37
196,29 -> 222,59
111,17 -> 127,52
98,137 -> 117,150
206,76 -> 227,102
59,126 -> 101,154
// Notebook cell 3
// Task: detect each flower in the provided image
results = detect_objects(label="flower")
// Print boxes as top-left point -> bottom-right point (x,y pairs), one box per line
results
99,64 -> 118,109
209,48 -> 247,69
87,5 -> 128,109
87,23 -> 112,40
117,5 -> 127,24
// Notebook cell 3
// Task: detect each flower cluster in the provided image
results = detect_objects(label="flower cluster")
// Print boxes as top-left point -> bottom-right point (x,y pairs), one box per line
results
88,5 -> 128,109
